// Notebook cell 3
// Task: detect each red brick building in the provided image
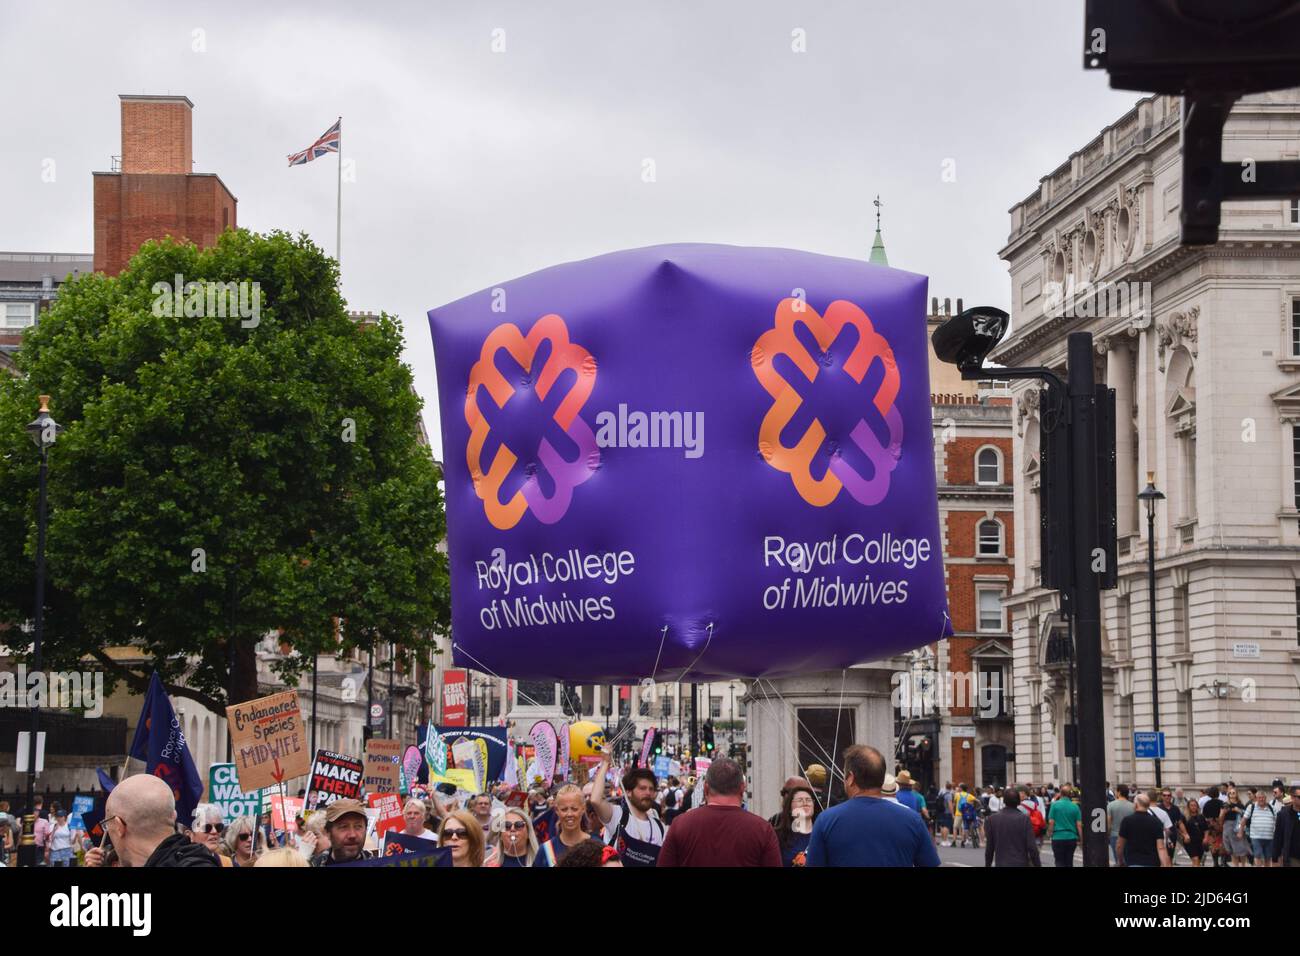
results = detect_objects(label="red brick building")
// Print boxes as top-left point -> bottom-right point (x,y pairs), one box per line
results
93,95 -> 237,276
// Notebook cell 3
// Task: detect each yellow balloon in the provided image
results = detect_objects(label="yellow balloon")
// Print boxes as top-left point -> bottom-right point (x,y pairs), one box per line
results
569,721 -> 607,758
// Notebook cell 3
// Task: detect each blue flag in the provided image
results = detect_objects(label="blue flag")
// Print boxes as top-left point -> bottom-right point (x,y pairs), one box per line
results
96,767 -> 116,793
128,673 -> 204,828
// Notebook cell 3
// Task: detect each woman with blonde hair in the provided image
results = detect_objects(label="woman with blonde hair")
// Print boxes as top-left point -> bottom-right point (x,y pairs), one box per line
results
220,815 -> 264,867
534,784 -> 602,867
438,809 -> 485,867
496,806 -> 539,867
254,847 -> 308,868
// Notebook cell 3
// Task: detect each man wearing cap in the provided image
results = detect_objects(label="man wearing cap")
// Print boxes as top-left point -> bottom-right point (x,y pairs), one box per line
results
310,799 -> 376,867
895,771 -> 929,824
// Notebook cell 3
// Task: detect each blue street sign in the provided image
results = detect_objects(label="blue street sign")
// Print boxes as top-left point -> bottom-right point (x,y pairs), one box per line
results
1133,731 -> 1165,760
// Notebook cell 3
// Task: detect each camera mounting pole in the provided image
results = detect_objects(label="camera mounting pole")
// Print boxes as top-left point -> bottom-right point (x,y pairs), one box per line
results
933,308 -> 1113,866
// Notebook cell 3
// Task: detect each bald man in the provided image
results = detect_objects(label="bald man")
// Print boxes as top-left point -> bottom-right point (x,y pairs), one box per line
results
84,774 -> 220,868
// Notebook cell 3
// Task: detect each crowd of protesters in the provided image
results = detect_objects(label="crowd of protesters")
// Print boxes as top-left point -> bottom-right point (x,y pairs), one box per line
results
4,759 -> 1296,869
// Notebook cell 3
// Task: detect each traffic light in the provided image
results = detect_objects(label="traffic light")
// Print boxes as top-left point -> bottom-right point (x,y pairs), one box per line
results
702,721 -> 715,752
651,731 -> 663,755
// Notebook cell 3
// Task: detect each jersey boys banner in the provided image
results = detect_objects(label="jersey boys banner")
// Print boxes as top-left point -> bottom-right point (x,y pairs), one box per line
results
428,244 -> 949,682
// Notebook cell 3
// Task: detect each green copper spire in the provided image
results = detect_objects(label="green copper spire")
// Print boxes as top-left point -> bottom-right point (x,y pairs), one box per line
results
869,194 -> 889,266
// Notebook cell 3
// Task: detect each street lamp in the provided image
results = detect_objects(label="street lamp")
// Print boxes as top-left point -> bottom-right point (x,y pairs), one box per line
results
1137,472 -> 1166,787
22,396 -> 58,866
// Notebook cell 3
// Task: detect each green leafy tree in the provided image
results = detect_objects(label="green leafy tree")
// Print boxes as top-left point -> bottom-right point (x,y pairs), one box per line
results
0,230 -> 448,711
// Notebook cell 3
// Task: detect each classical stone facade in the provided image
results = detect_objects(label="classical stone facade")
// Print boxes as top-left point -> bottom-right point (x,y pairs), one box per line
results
994,90 -> 1300,790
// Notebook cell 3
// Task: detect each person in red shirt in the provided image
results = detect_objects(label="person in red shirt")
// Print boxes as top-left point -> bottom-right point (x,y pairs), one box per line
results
656,757 -> 781,867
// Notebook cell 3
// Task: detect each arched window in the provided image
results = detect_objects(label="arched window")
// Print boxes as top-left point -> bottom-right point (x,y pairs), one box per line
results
976,446 -> 1001,485
977,519 -> 1003,556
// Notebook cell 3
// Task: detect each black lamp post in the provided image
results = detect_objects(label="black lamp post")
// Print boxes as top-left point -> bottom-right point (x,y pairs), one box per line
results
1137,473 -> 1165,787
23,396 -> 59,865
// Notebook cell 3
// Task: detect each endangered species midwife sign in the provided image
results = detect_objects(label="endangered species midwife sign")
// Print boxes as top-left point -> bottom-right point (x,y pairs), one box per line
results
225,690 -> 310,792
428,243 -> 949,682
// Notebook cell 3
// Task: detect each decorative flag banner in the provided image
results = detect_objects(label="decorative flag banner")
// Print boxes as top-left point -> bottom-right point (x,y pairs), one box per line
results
441,670 -> 468,726
428,244 -> 948,681
402,745 -> 424,790
423,723 -> 448,779
225,690 -> 309,793
367,792 -> 405,838
68,795 -> 95,831
287,118 -> 340,166
528,720 -> 558,783
130,672 -> 205,827
304,750 -> 364,811
556,720 -> 571,780
639,727 -> 656,769
209,762 -> 263,822
503,742 -> 519,788
363,739 -> 403,793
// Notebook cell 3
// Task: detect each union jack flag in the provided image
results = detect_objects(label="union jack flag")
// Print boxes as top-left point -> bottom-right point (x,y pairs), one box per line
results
288,118 -> 341,166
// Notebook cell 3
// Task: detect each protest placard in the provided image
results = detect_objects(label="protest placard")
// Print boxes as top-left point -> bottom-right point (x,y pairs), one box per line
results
68,795 -> 95,831
367,792 -> 405,838
364,738 -> 402,793
209,762 -> 263,822
429,768 -> 478,793
304,749 -> 364,811
270,794 -> 303,832
225,690 -> 309,792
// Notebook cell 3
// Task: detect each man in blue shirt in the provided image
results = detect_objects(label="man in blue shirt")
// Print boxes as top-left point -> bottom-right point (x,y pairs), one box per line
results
807,745 -> 941,867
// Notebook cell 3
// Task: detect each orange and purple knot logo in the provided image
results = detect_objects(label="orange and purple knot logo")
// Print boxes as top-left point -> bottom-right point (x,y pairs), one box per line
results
752,298 -> 903,506
465,314 -> 599,530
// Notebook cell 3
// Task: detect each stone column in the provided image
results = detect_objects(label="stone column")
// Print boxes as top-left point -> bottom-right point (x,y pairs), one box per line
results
743,663 -> 900,821
1105,337 -> 1137,536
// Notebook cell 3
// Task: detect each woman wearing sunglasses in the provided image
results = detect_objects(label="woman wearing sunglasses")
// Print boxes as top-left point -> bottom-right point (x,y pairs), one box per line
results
438,809 -> 486,867
220,815 -> 263,867
496,807 -> 538,867
190,804 -> 234,867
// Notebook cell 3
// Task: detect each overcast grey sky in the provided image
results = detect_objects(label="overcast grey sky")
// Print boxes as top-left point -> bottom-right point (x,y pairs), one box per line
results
1,1 -> 1138,456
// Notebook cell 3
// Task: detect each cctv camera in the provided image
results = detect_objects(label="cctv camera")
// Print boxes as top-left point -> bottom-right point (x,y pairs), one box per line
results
930,306 -> 1010,375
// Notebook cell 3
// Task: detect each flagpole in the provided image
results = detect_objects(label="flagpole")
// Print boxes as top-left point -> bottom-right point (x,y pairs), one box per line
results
336,116 -> 343,272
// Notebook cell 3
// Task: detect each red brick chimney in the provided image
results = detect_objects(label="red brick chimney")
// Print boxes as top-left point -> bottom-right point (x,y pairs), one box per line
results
93,95 -> 238,276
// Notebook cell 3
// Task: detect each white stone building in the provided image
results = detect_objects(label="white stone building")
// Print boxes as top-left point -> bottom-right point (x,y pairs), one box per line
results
994,90 -> 1300,790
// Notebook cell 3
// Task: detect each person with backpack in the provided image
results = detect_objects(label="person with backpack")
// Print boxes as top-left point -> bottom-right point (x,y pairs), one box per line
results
590,752 -> 667,867
1020,786 -> 1047,846
1240,789 -> 1278,867
959,787 -> 982,847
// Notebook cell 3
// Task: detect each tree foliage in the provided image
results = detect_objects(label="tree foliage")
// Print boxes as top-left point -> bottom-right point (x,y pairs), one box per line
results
0,231 -> 449,711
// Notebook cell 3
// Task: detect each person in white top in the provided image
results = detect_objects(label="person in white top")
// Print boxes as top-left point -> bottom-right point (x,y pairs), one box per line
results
988,790 -> 1005,814
591,750 -> 667,867
400,798 -> 438,841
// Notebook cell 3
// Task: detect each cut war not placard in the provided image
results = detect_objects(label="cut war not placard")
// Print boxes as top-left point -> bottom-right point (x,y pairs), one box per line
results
209,763 -> 263,822
304,750 -> 364,811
